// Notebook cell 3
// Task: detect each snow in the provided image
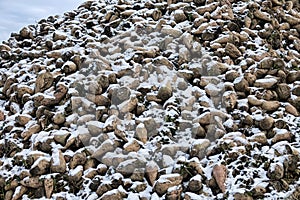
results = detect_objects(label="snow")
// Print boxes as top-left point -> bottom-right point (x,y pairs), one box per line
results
0,0 -> 299,199
191,174 -> 202,181
31,156 -> 51,169
273,128 -> 289,135
69,165 -> 83,176
233,76 -> 243,84
156,173 -> 181,183
86,193 -> 98,200
252,113 -> 264,121
127,193 -> 140,200
150,192 -> 160,200
12,186 -> 22,198
100,189 -> 119,197
51,148 -> 61,166
30,131 -> 52,143
162,155 -> 174,167
255,77 -> 277,84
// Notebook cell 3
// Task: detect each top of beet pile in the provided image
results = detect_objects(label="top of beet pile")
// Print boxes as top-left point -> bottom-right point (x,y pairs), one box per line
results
1,0 -> 300,199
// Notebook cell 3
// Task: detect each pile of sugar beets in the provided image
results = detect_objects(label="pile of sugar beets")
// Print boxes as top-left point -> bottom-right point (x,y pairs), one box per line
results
0,0 -> 300,199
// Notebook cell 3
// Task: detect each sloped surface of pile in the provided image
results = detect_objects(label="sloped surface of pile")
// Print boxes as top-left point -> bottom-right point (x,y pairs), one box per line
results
0,0 -> 300,199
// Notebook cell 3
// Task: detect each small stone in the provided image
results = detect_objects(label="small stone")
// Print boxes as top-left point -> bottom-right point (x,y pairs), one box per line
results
237,99 -> 249,111
5,179 -> 18,191
287,71 -> 300,83
190,139 -> 210,159
248,95 -> 263,106
234,77 -> 249,92
286,186 -> 300,199
196,2 -> 219,15
16,114 -> 32,126
292,85 -> 300,96
5,190 -> 13,200
0,44 -> 11,52
276,83 -> 291,100
97,164 -> 108,175
261,100 -> 280,112
116,158 -> 145,177
135,123 -> 148,143
259,116 -> 274,130
12,186 -> 28,200
92,139 -> 114,160
255,69 -> 268,79
86,121 -> 103,136
146,161 -> 159,186
30,158 -> 50,176
44,178 -> 54,199
118,97 -> 138,114
88,81 -> 102,95
54,83 -> 68,102
225,43 -> 242,59
3,77 -> 16,96
161,26 -> 183,37
35,72 -> 54,93
62,61 -> 77,74
285,103 -> 299,116
267,163 -> 284,180
271,128 -> 292,144
212,164 -> 227,193
222,91 -> 237,111
166,185 -> 183,200
173,10 -> 187,23
50,150 -> 67,173
254,78 -> 277,89
86,93 -> 110,106
96,183 -> 112,197
234,192 -> 253,200
69,166 -> 83,182
52,112 -> 65,125
154,174 -> 183,196
53,131 -> 70,145
130,168 -> 145,181
0,110 -> 4,121
97,75 -> 110,90
225,70 -> 240,82
194,112 -> 211,125
124,139 -> 140,152
252,185 -> 266,198
53,31 -> 67,41
99,189 -> 123,200
259,57 -> 274,69
112,87 -> 131,104
154,56 -> 174,69
254,9 -> 271,21
152,9 -> 162,21
103,115 -> 119,132
250,132 -> 268,144
21,123 -> 41,141
69,152 -> 87,169
181,32 -> 194,49
291,97 -> 300,111
85,169 -> 98,179
188,175 -> 203,192
157,82 -> 173,101
192,123 -> 206,138
204,83 -> 223,97
244,72 -> 257,86
17,85 -> 34,99
20,27 -> 33,39
20,177 -> 43,188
